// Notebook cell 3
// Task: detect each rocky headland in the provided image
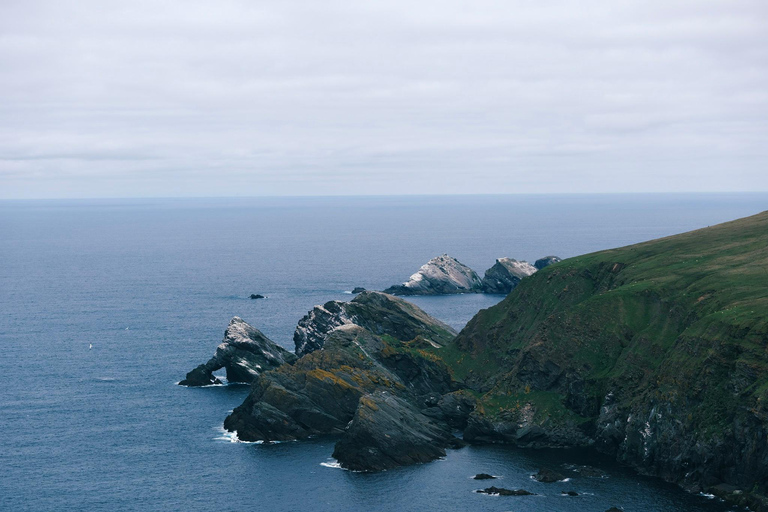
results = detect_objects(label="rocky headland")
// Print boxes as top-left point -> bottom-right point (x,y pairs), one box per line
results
185,212 -> 768,510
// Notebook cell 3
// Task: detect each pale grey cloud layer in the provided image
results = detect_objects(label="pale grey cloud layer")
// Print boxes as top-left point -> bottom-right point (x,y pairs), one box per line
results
1,0 -> 766,198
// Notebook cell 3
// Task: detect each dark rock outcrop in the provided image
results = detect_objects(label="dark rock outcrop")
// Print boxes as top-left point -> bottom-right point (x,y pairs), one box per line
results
562,490 -> 579,496
477,487 -> 535,496
533,255 -> 561,269
225,322 -> 459,444
533,468 -> 567,482
383,254 -> 482,296
473,473 -> 496,480
179,317 -> 296,386
293,291 -> 456,357
332,391 -> 463,471
351,287 -> 366,294
249,294 -> 265,299
480,258 -> 537,294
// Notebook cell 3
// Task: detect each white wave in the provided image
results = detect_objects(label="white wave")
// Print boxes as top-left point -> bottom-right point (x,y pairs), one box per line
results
212,425 -> 262,444
320,460 -> 343,469
342,291 -> 353,294
698,492 -> 716,499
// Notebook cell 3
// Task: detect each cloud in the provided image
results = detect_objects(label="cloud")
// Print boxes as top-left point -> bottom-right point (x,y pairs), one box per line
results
0,0 -> 767,198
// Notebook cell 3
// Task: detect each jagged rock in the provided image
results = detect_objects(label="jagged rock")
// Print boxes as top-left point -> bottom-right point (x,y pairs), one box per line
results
179,317 -> 295,386
480,258 -> 537,294
332,391 -> 464,472
383,254 -> 482,295
534,255 -> 561,269
293,291 -> 456,357
249,294 -> 265,299
473,473 -> 496,480
533,467 -> 567,482
351,287 -> 366,294
477,487 -> 535,496
226,318 -> 457,444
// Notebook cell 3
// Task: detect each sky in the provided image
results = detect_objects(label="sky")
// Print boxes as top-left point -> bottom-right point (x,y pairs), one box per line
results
1,0 -> 767,198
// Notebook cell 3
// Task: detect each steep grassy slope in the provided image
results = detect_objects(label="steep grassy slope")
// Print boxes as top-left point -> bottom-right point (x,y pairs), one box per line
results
441,211 -> 768,508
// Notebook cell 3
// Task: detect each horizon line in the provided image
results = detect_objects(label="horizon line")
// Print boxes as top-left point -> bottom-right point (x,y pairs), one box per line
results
3,190 -> 768,202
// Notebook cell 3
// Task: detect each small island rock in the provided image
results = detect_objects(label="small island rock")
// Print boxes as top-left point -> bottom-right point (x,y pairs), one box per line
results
473,473 -> 496,480
477,487 -> 535,496
351,287 -> 366,294
533,468 -> 567,483
383,254 -> 482,295
480,258 -> 537,294
249,294 -> 265,299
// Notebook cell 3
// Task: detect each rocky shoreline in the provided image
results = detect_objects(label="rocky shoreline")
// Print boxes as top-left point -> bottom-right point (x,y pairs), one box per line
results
181,213 -> 768,511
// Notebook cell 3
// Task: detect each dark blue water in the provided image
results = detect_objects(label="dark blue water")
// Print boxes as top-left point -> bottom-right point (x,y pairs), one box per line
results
2,194 -> 764,512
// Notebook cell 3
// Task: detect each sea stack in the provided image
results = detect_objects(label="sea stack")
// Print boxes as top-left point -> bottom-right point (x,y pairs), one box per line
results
480,258 -> 537,294
383,254 -> 482,295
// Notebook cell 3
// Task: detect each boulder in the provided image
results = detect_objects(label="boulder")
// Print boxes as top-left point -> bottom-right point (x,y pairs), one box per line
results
179,317 -> 296,386
480,258 -> 537,294
383,254 -> 482,295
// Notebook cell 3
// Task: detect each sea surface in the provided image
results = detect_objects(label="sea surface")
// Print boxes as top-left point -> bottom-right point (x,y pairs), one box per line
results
2,193 -> 766,512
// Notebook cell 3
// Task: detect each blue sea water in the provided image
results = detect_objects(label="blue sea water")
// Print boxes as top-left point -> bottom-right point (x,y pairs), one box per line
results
1,193 -> 766,512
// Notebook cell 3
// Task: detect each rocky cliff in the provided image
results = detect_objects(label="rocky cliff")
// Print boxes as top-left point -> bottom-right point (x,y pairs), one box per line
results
441,211 -> 768,510
179,317 -> 296,386
383,254 -> 482,295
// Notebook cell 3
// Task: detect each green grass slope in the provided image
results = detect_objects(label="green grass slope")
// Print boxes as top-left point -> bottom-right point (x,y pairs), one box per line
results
443,211 -> 768,508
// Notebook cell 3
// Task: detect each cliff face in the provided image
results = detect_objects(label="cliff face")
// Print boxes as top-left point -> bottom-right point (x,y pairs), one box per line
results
443,211 -> 768,509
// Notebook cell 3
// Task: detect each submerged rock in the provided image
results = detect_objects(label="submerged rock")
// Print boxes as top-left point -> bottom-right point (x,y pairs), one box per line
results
477,487 -> 535,496
249,294 -> 265,299
480,258 -> 537,294
332,391 -> 464,472
473,473 -> 496,480
179,317 -> 296,386
533,255 -> 561,269
293,291 -> 456,357
561,490 -> 579,496
383,254 -> 482,295
533,468 -> 567,483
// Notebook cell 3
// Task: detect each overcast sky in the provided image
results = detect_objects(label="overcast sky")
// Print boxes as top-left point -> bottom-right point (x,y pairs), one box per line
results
1,0 -> 767,198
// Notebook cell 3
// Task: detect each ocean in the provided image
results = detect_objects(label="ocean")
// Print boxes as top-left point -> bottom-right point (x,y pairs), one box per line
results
2,193 -> 765,512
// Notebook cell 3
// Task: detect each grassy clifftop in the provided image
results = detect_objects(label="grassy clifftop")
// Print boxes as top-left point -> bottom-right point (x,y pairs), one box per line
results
441,211 -> 768,507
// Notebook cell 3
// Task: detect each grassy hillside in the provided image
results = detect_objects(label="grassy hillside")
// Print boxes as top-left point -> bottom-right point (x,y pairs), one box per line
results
437,211 -> 768,507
